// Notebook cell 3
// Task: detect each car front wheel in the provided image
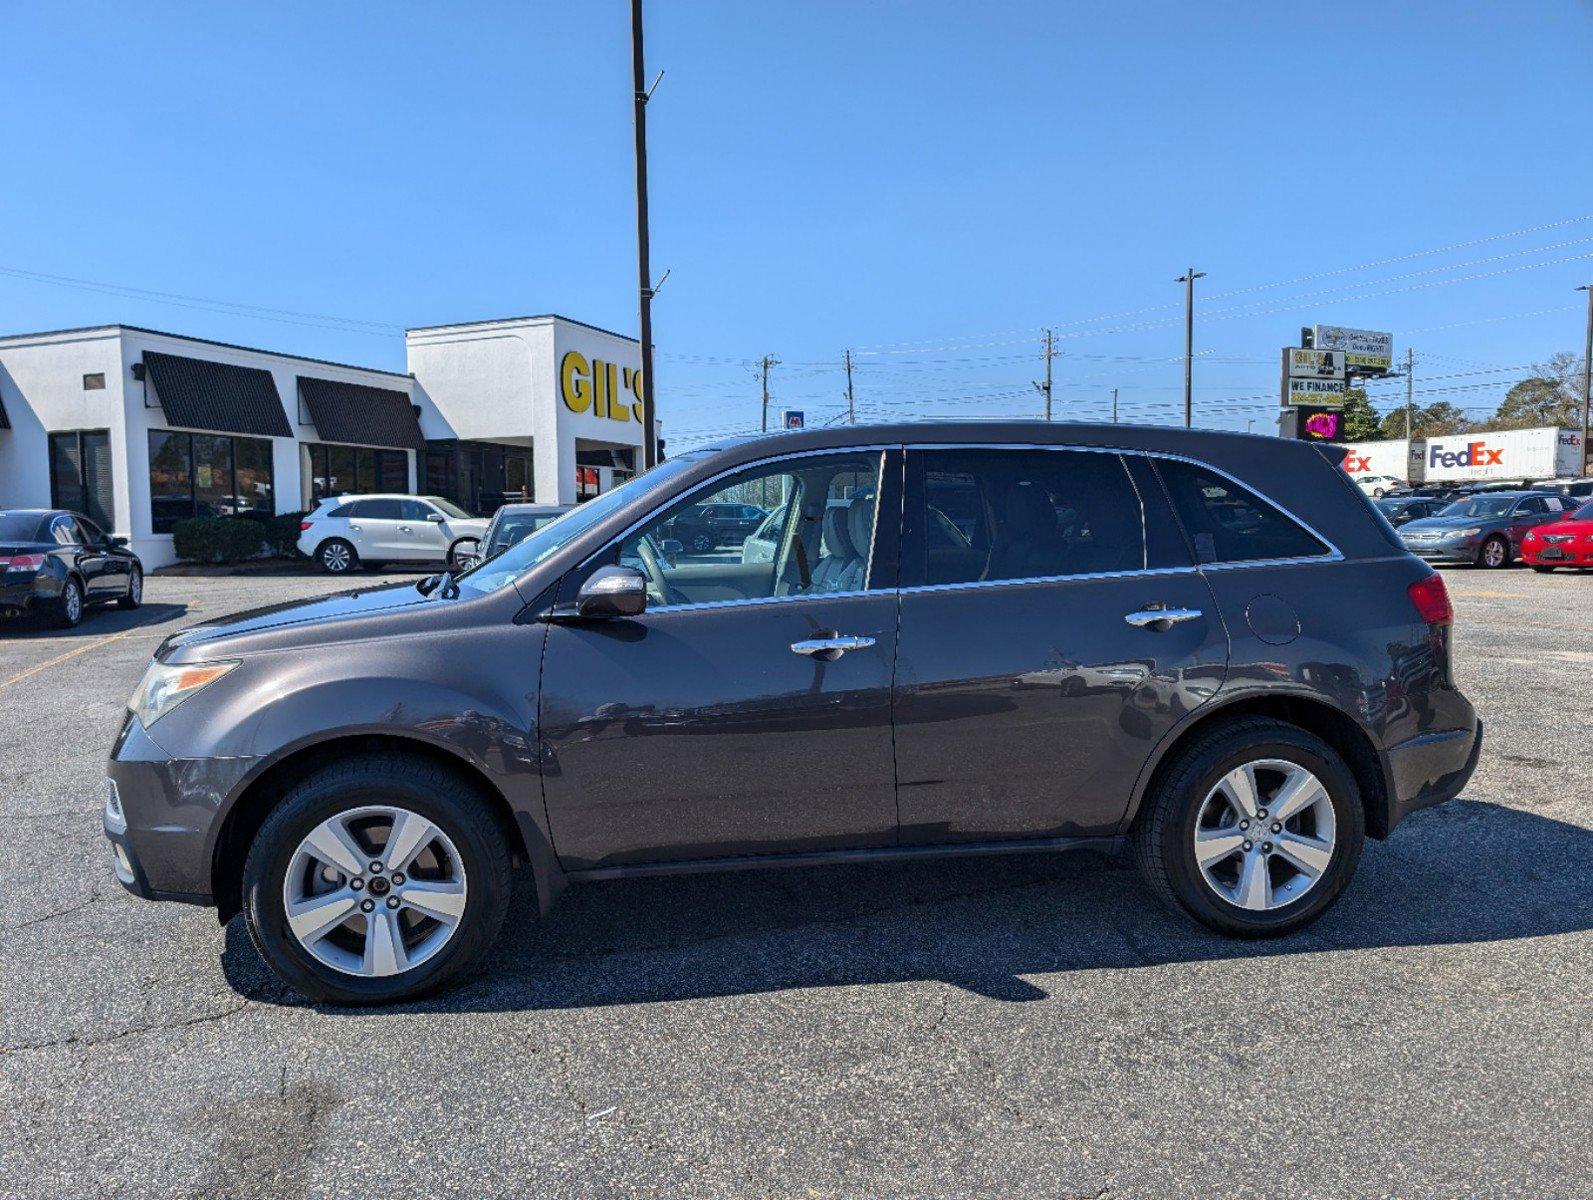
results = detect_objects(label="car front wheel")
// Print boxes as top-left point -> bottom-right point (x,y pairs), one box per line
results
1478,536 -> 1510,569
117,566 -> 143,610
242,754 -> 512,1004
1133,717 -> 1364,938
690,533 -> 714,553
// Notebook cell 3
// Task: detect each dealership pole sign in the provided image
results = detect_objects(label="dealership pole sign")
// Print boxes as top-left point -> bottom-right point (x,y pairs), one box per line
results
1280,347 -> 1347,407
1311,326 -> 1394,373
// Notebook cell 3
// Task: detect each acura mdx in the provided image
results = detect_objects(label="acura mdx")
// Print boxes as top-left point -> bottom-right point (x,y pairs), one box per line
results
104,423 -> 1482,1003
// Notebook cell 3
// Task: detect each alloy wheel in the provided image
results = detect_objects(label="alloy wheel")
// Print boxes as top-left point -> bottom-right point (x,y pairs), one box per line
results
322,543 -> 351,572
63,582 -> 82,623
129,569 -> 143,604
282,805 -> 469,978
1192,759 -> 1336,912
1482,539 -> 1507,568
692,533 -> 713,553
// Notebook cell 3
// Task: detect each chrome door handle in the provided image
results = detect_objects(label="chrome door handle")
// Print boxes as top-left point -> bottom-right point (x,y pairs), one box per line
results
791,634 -> 876,658
1124,607 -> 1203,628
398,524 -> 413,533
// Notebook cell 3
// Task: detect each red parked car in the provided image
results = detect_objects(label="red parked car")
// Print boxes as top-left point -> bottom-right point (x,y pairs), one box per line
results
1521,498 -> 1593,571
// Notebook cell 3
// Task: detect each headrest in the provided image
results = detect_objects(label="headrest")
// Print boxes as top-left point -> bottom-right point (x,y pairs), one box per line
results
1002,484 -> 1056,535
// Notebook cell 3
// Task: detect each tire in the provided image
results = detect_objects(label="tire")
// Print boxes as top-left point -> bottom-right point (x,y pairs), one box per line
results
691,533 -> 713,554
447,538 -> 479,571
117,566 -> 143,610
1372,487 -> 1386,498
1478,536 -> 1510,569
1531,565 -> 1555,574
242,753 -> 513,1005
317,538 -> 358,574
1133,717 -> 1365,938
53,577 -> 84,629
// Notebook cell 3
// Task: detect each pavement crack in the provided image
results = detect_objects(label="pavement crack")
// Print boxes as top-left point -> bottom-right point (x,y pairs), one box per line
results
1,997 -> 253,1055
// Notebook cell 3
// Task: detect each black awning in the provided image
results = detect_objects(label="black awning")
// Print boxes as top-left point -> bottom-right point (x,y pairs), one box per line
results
142,351 -> 292,438
297,376 -> 424,450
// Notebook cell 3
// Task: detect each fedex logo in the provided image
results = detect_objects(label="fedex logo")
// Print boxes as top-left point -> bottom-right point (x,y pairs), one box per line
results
1343,454 -> 1371,473
1429,440 -> 1504,469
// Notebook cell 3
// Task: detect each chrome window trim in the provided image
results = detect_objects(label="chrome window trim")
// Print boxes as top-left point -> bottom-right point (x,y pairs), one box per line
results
577,445 -> 896,612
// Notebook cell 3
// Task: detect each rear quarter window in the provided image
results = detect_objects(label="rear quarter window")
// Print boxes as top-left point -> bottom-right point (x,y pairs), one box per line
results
1155,457 -> 1330,565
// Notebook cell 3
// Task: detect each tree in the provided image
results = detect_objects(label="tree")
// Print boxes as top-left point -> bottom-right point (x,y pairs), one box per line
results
1338,387 -> 1382,440
1484,352 -> 1588,431
1376,400 -> 1473,439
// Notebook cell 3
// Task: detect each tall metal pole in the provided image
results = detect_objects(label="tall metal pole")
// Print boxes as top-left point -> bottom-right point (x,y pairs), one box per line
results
1111,387 -> 1118,424
1404,346 -> 1414,439
1578,284 -> 1593,475
844,348 -> 855,424
759,354 -> 779,431
1175,268 -> 1205,427
630,0 -> 658,468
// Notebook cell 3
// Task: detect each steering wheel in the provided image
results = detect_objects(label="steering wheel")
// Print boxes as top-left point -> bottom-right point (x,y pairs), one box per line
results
633,535 -> 690,607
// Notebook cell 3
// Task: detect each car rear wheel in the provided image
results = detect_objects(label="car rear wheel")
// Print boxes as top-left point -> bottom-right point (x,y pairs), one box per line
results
53,577 -> 84,628
117,566 -> 143,610
690,532 -> 714,554
317,539 -> 358,574
1133,717 -> 1364,938
242,754 -> 512,1004
1478,536 -> 1510,569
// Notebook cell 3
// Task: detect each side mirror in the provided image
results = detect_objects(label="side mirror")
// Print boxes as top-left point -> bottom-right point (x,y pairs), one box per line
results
425,512 -> 445,523
109,535 -> 129,547
575,565 -> 648,619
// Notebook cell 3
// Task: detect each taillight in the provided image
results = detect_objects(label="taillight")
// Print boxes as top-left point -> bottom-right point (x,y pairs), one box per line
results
299,521 -> 313,531
3,553 -> 46,571
1408,572 -> 1452,626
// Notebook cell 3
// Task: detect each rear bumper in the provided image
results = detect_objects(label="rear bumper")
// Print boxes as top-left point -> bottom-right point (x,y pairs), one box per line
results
0,573 -> 59,615
1383,717 -> 1483,834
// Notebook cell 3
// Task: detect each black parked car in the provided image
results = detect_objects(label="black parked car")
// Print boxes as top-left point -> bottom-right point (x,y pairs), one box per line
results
1373,496 -> 1447,527
665,500 -> 767,553
103,422 -> 1480,1004
1,509 -> 143,628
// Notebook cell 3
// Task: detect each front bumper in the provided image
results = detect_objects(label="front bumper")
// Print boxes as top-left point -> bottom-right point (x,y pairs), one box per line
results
1402,538 -> 1479,564
102,713 -> 258,906
1383,717 -> 1483,834
1522,541 -> 1593,566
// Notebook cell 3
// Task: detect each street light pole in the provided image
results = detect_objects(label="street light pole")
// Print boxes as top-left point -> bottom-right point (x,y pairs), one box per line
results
1578,284 -> 1593,476
630,0 -> 658,468
1175,268 -> 1205,427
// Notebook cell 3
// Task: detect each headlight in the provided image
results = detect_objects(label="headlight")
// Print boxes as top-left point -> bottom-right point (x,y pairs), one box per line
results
128,659 -> 238,727
1448,527 -> 1482,538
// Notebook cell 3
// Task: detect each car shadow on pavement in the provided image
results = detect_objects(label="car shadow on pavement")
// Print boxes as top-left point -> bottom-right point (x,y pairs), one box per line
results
219,798 -> 1593,1012
0,601 -> 189,640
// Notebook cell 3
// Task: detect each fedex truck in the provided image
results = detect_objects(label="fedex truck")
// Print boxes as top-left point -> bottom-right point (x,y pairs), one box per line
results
1338,439 -> 1423,483
1421,426 -> 1583,483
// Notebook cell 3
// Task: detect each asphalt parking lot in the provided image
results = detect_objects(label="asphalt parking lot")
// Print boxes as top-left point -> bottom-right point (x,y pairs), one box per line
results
2,567 -> 1590,1198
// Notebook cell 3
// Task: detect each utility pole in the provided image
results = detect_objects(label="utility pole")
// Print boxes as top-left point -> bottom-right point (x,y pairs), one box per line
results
1111,387 -> 1119,424
759,355 -> 780,432
1175,268 -> 1205,428
843,348 -> 855,424
630,0 -> 659,467
1578,284 -> 1593,475
1033,328 -> 1057,420
1404,346 -> 1415,440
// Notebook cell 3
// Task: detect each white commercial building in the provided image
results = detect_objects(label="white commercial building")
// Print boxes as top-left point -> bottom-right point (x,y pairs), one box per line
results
0,315 -> 654,568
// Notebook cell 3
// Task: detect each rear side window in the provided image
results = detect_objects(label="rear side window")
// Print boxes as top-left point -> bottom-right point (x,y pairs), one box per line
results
356,499 -> 403,519
1155,458 -> 1329,564
324,502 -> 354,520
906,448 -> 1163,587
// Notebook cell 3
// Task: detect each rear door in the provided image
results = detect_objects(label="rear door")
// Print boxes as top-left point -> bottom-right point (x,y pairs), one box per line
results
52,514 -> 114,597
893,447 -> 1228,843
538,448 -> 902,870
348,498 -> 404,558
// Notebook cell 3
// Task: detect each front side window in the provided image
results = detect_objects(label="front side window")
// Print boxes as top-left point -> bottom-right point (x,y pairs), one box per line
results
398,499 -> 434,522
905,448 -> 1157,587
618,452 -> 882,607
1155,457 -> 1329,564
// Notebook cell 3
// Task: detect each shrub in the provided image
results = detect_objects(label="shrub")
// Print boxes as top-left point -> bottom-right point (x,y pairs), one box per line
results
171,512 -> 308,563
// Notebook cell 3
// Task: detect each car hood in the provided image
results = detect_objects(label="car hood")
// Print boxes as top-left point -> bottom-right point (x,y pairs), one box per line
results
1529,518 -> 1592,538
1400,515 -> 1501,533
159,580 -> 437,660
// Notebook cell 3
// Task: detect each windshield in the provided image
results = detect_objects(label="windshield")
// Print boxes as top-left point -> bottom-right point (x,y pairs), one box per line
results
1373,498 -> 1408,514
0,512 -> 47,541
426,496 -> 474,519
453,456 -> 707,595
487,512 -> 566,554
1437,496 -> 1516,519
1573,499 -> 1593,521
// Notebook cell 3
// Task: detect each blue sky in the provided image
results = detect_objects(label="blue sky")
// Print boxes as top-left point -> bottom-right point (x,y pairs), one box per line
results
4,1 -> 1593,446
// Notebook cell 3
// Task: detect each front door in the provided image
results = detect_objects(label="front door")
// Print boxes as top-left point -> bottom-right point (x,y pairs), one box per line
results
538,449 -> 902,870
399,499 -> 451,561
893,447 -> 1228,843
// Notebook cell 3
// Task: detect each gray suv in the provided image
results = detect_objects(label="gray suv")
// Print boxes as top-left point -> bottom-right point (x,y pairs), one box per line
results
104,423 -> 1481,1004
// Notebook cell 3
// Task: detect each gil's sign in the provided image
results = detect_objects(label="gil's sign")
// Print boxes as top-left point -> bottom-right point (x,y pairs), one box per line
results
1284,347 -> 1346,379
1312,326 -> 1393,372
561,350 -> 643,423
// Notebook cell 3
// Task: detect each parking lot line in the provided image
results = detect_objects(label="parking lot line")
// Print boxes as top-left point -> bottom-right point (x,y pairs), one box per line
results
0,617 -> 168,693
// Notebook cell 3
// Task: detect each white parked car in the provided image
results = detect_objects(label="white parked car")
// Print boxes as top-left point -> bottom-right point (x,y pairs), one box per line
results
1352,473 -> 1403,498
296,495 -> 488,574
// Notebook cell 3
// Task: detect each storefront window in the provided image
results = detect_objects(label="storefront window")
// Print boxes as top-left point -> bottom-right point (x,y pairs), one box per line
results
147,431 -> 275,532
303,443 -> 409,505
575,466 -> 600,503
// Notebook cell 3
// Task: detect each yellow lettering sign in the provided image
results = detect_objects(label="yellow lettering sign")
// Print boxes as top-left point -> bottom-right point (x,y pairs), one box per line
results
561,350 -> 644,424
560,350 -> 592,413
